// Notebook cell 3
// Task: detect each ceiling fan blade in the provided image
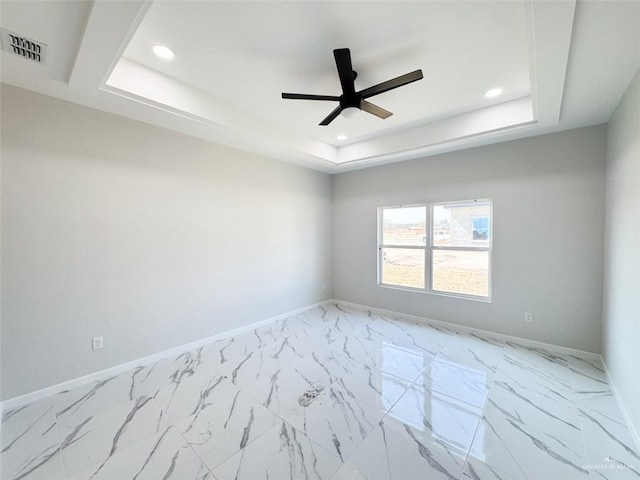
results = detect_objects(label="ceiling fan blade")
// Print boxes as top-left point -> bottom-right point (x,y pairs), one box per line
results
334,48 -> 356,95
358,69 -> 423,99
319,105 -> 342,126
360,100 -> 393,119
282,93 -> 340,101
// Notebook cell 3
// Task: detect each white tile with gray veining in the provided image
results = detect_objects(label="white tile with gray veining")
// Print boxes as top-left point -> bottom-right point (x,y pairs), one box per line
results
1,398 -> 65,480
294,349 -> 364,385
58,394 -> 173,478
295,384 -> 384,462
439,333 -> 505,374
66,426 -> 212,480
216,339 -> 310,390
391,319 -> 457,357
579,404 -> 640,480
503,342 -> 572,386
176,390 -> 278,470
499,347 -> 573,401
130,345 -> 229,399
213,420 -> 342,480
461,457 -> 522,480
469,401 -> 591,480
2,304 -> 639,480
345,415 -> 468,480
387,379 -> 483,453
326,334 -> 389,366
420,357 -> 493,409
375,343 -> 435,382
331,464 -> 369,480
240,362 -> 328,429
152,369 -> 239,424
486,370 -> 583,447
330,360 -> 414,413
568,354 -> 609,391
53,368 -> 149,425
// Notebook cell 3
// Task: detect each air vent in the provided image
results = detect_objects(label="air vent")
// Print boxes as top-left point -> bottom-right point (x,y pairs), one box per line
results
0,29 -> 47,64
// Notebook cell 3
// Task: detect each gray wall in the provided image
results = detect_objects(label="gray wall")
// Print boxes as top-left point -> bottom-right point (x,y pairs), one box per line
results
603,69 -> 640,438
0,85 -> 333,400
0,84 -> 618,403
333,126 -> 606,352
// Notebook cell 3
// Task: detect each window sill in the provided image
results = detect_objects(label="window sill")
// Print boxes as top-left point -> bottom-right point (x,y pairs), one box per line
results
378,283 -> 492,303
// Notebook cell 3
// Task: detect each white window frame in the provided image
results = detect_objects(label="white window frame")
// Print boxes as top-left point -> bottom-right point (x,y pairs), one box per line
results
378,199 -> 492,301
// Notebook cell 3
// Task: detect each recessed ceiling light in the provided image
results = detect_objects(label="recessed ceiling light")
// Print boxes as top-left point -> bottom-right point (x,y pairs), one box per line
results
485,87 -> 503,98
152,44 -> 175,60
337,135 -> 347,140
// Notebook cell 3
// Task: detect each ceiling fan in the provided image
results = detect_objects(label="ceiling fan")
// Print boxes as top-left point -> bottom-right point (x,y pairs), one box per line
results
281,48 -> 423,126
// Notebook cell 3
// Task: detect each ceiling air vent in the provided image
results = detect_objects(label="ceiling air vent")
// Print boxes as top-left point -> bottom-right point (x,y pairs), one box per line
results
0,29 -> 47,64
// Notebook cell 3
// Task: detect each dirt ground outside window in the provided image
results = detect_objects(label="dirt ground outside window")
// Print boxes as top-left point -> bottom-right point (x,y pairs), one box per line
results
382,249 -> 488,297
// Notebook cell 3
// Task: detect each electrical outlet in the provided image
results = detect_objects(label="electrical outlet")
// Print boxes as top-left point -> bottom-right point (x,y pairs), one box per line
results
92,336 -> 104,350
524,312 -> 533,323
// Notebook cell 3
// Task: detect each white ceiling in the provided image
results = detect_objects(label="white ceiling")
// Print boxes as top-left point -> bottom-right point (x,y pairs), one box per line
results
1,0 -> 639,173
123,1 -> 531,145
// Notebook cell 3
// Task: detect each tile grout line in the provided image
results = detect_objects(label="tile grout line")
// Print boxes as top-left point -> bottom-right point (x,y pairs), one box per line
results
458,354 -> 498,479
454,348 -> 534,480
568,362 -> 596,478
150,394 -> 218,479
51,395 -> 70,480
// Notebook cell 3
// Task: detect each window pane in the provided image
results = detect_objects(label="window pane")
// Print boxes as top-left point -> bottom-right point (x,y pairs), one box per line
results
382,206 -> 426,246
432,202 -> 491,247
382,248 -> 425,288
432,250 -> 489,297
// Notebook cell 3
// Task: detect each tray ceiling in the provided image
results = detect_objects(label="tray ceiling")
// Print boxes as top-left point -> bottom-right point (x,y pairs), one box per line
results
2,1 -> 640,172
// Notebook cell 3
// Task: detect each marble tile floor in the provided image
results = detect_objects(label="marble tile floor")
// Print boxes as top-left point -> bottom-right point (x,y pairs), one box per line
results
2,304 -> 639,480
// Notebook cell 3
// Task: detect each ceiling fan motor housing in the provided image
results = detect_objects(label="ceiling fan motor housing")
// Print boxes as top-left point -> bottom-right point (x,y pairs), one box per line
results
340,93 -> 362,110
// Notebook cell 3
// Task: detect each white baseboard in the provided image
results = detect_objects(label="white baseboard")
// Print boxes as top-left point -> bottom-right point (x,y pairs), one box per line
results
0,300 -> 331,411
0,298 -> 612,413
601,359 -> 640,455
332,299 -> 601,360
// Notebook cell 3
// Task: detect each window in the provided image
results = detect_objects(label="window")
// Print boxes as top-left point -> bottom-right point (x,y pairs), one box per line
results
379,205 -> 427,289
378,200 -> 492,300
